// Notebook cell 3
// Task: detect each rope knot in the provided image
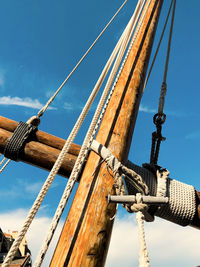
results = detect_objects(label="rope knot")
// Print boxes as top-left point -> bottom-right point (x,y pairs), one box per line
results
125,193 -> 154,222
105,154 -> 122,175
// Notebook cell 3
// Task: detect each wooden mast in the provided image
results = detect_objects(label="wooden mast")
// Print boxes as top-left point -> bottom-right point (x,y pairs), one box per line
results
50,0 -> 164,266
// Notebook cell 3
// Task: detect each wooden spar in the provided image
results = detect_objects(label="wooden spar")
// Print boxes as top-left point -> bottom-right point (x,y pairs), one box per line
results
1,117 -> 200,229
0,116 -> 81,178
50,0 -> 164,266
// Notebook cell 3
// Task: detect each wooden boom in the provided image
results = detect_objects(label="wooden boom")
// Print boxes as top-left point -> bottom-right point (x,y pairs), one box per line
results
0,116 -> 80,178
1,118 -> 200,230
50,0 -> 164,266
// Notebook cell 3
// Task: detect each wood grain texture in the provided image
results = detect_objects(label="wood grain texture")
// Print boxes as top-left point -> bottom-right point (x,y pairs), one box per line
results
50,1 -> 164,266
0,116 -> 81,178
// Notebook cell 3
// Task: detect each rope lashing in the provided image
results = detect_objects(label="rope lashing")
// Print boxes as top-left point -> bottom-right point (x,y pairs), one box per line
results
143,164 -> 169,218
91,139 -> 155,224
4,121 -> 38,161
150,0 -> 176,165
91,140 -> 149,196
0,116 -> 40,174
91,136 -> 154,267
125,162 -> 196,227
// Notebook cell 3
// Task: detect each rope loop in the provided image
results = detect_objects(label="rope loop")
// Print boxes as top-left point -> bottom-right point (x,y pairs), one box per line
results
125,193 -> 154,222
27,115 -> 40,127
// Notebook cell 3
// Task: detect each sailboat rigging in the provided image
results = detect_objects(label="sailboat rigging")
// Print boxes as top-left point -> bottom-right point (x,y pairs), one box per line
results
0,0 -> 200,266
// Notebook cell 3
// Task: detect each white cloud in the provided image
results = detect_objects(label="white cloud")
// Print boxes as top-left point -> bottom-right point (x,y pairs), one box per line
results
1,210 -> 199,267
0,179 -> 54,200
106,214 -> 200,267
0,96 -> 56,110
24,181 -> 44,194
139,104 -> 156,114
0,209 -> 63,266
64,102 -> 73,110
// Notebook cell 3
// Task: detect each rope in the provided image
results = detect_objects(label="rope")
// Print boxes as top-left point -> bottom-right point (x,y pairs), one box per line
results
158,0 -> 176,114
0,159 -> 11,174
90,141 -> 152,265
0,116 -> 40,175
37,0 -> 128,118
4,122 -> 38,161
2,29 -> 123,267
0,157 -> 6,166
136,211 -> 150,267
150,0 -> 176,166
2,42 -> 120,267
33,2 -> 148,266
143,0 -> 174,92
3,2 -> 147,265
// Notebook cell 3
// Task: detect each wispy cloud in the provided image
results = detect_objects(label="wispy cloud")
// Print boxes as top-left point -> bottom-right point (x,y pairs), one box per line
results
64,102 -> 73,110
24,181 -> 44,194
139,104 -> 156,114
0,179 -> 56,200
185,130 -> 200,140
0,96 -> 56,110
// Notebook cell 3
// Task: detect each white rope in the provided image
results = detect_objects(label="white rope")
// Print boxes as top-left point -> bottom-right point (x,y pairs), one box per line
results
158,0 -> 176,115
2,26 -> 123,267
37,0 -> 128,118
0,158 -> 10,174
34,0 -> 152,265
136,210 -> 150,267
2,44 -> 119,267
156,168 -> 169,197
0,156 -> 6,166
3,3 -> 142,266
33,1 -> 147,266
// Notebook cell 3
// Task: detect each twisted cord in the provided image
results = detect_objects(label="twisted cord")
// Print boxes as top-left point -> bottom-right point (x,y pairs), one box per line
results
2,21 -> 127,267
143,0 -> 174,92
158,0 -> 176,114
136,210 -> 150,267
33,2 -> 147,266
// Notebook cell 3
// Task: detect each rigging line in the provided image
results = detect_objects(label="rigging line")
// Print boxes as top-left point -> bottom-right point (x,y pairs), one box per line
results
0,159 -> 10,174
0,157 -> 6,166
158,0 -> 176,114
150,0 -> 176,165
2,2 -> 138,266
34,1 -> 153,266
143,0 -> 174,92
37,0 -> 128,118
2,41 -> 121,267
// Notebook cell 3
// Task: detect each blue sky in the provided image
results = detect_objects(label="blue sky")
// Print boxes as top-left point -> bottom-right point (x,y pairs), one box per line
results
0,0 -> 200,266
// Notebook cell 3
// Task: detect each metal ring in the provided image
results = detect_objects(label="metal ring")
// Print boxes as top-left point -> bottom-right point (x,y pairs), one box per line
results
153,113 -> 166,125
